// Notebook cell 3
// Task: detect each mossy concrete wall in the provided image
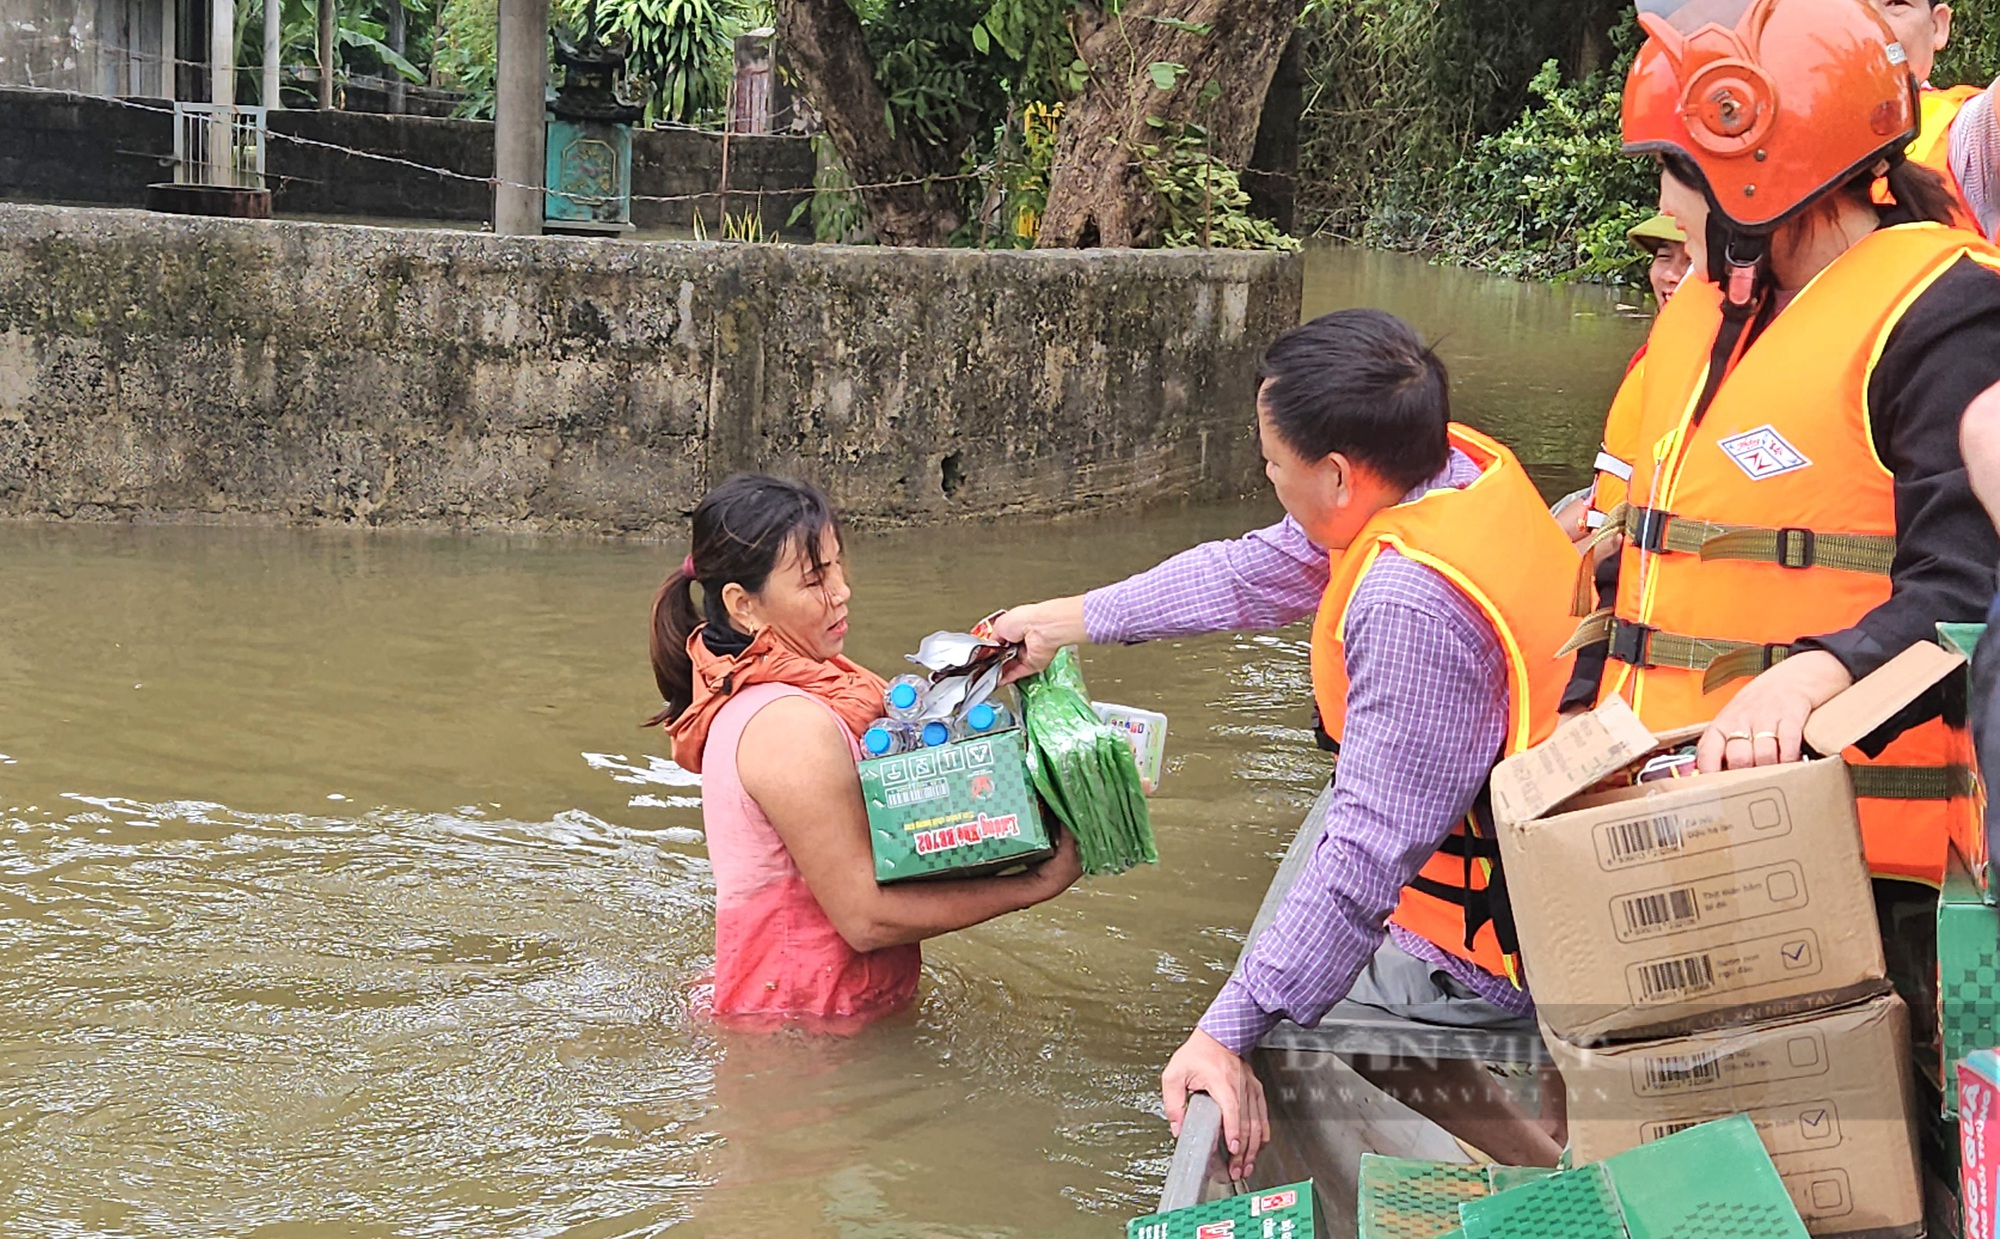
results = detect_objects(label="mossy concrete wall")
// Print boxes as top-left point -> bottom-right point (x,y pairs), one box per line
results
0,204 -> 1302,534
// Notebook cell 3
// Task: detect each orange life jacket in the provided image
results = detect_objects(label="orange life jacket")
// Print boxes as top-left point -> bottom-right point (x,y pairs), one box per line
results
1875,84 -> 1981,227
1586,223 -> 1997,886
1587,347 -> 1648,531
1913,84 -> 1982,210
1311,425 -> 1581,986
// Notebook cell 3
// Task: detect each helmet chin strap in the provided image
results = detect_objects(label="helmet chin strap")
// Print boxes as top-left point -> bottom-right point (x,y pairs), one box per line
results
1706,213 -> 1770,312
1689,215 -> 1768,431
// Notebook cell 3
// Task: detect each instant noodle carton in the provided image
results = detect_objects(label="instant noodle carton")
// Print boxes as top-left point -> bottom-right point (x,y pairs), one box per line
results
1128,1180 -> 1327,1239
858,726 -> 1054,882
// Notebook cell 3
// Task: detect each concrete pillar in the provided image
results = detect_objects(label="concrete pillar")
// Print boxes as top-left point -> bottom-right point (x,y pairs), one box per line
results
316,0 -> 333,108
162,0 -> 176,101
492,0 -> 546,235
209,0 -> 235,182
385,0 -> 405,114
262,0 -> 280,107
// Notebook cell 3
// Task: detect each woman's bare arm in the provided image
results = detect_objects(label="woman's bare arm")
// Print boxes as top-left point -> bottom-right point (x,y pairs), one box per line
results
736,695 -> 1080,952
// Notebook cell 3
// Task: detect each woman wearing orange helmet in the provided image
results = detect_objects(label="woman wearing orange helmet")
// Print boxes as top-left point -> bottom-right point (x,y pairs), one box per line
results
1566,0 -> 2000,1021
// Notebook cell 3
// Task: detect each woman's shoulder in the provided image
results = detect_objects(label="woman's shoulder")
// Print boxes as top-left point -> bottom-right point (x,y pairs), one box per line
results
735,693 -> 862,808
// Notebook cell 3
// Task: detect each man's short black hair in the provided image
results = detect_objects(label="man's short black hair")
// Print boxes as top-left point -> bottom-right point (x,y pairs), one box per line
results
1256,309 -> 1451,492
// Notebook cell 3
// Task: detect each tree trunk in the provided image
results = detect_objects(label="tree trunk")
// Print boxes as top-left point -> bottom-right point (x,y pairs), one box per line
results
773,0 -> 963,246
1037,0 -> 1304,249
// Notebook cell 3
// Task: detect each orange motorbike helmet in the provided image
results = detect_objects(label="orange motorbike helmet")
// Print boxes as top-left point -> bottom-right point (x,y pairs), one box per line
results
1622,0 -> 1917,234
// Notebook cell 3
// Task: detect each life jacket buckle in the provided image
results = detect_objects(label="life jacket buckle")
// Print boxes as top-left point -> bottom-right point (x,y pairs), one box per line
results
1608,620 -> 1655,669
1631,507 -> 1669,554
1776,527 -> 1816,569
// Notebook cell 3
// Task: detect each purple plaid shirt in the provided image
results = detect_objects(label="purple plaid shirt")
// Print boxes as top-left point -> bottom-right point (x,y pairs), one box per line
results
1084,450 -> 1533,1056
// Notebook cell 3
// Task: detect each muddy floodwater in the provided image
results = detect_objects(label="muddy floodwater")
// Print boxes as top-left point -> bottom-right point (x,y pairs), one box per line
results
0,247 -> 1646,1237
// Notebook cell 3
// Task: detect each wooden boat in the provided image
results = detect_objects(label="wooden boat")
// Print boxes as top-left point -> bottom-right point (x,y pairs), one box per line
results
1154,788 -> 1551,1236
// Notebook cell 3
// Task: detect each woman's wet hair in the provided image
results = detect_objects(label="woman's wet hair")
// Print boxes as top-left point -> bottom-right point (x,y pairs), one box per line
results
1256,309 -> 1450,491
645,474 -> 841,728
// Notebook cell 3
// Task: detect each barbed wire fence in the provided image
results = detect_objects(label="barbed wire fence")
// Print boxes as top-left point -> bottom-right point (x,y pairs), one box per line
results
7,30 -> 1295,241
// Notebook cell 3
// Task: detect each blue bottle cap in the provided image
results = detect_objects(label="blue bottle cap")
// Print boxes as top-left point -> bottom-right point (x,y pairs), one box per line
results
967,702 -> 997,732
888,682 -> 920,710
921,721 -> 952,747
863,727 -> 895,756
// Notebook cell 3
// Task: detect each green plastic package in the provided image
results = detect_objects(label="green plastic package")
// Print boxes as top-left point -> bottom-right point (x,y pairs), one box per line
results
1018,647 -> 1157,876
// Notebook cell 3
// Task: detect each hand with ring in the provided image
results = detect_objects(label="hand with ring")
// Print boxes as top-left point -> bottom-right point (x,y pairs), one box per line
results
1695,650 -> 1854,774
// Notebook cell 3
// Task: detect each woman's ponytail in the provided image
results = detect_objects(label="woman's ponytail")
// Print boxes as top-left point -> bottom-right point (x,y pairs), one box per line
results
1874,155 -> 1962,228
640,474 -> 841,731
644,564 -> 703,728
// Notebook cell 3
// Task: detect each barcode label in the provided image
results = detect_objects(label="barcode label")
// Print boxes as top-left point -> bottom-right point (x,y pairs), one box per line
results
1621,886 -> 1700,935
1646,1118 -> 1706,1140
1637,952 -> 1717,999
1606,814 -> 1685,862
1643,1053 -> 1723,1091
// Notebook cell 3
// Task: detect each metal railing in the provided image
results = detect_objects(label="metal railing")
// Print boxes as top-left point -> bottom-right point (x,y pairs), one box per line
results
172,102 -> 268,189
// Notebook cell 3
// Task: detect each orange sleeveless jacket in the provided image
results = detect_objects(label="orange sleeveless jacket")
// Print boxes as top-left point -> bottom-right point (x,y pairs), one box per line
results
1876,84 -> 1980,227
1588,348 -> 1648,530
1311,426 -> 1581,985
1588,223 -> 1997,886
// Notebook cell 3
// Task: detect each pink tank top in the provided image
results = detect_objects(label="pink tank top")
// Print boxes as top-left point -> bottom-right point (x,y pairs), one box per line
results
699,682 -> 922,1023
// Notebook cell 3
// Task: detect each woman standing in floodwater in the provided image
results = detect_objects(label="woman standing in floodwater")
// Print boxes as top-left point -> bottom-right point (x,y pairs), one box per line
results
646,474 -> 1079,1027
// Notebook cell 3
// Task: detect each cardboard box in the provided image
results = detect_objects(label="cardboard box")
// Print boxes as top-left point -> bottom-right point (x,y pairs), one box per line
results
1938,623 -> 1990,902
1960,1049 -> 2000,1239
1549,992 -> 1922,1237
1457,1114 -> 1808,1239
1128,1180 -> 1327,1239
1490,643 -> 1967,1045
1356,1157 -> 1554,1239
1942,848 -> 2000,1118
858,727 -> 1054,882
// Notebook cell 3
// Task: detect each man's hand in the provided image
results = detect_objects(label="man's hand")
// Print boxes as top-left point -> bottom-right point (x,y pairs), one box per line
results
1696,650 -> 1853,773
1161,1029 -> 1269,1183
1551,492 -> 1594,548
990,596 -> 1089,684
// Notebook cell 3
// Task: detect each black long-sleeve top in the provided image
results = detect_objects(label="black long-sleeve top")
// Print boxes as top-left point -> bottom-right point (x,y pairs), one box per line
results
1562,255 -> 2000,713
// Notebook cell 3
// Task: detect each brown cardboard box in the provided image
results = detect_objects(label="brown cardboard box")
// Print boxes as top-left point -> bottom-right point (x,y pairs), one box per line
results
1549,992 -> 1922,1239
1492,643 -> 1966,1045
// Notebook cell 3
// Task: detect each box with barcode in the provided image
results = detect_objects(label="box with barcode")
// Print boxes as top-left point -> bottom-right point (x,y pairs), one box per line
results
1487,645 -> 1970,1045
858,727 -> 1054,882
1548,992 -> 1921,1237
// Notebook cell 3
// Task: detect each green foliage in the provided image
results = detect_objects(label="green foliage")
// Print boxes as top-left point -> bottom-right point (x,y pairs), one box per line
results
1296,0 -> 1657,283
1936,8 -> 2000,90
788,133 -> 871,243
235,0 -> 436,107
599,0 -> 747,126
1435,51 -> 1654,282
1138,121 -> 1300,251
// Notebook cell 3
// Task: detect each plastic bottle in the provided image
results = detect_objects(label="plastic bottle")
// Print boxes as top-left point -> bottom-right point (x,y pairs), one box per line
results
962,701 -> 1015,734
861,719 -> 918,758
919,719 -> 957,748
885,674 -> 929,721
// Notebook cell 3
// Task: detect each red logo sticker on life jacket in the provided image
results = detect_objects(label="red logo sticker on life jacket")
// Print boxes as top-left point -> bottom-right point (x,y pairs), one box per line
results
1717,425 -> 1812,480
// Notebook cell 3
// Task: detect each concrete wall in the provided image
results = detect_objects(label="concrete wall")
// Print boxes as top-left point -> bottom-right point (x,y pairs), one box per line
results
0,203 -> 1302,533
0,87 -> 817,236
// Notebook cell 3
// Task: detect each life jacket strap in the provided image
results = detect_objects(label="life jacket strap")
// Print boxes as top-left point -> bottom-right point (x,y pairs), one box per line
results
1404,789 -> 1521,971
1560,607 -> 1616,657
1621,506 -> 1895,575
1850,763 -> 1978,801
1597,618 -> 1793,693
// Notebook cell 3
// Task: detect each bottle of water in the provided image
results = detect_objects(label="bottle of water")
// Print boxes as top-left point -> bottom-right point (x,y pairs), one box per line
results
962,701 -> 1014,734
919,719 -> 957,748
860,719 -> 918,758
885,674 -> 929,722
